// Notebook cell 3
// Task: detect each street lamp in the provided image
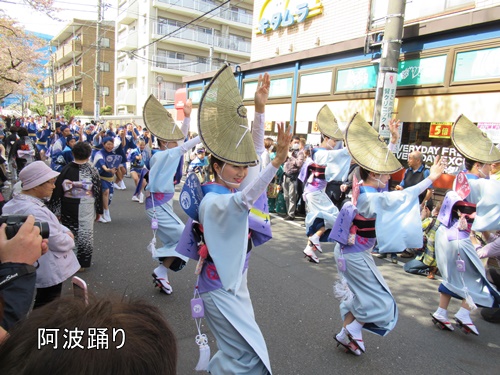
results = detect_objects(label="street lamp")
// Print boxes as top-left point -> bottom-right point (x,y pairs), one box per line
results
156,75 -> 164,100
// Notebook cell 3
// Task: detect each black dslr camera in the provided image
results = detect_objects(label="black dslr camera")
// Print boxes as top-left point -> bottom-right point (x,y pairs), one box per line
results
0,215 -> 50,240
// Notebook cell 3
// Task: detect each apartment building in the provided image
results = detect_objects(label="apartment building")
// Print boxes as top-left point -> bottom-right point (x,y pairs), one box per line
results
115,0 -> 253,117
184,0 -> 500,171
44,19 -> 115,118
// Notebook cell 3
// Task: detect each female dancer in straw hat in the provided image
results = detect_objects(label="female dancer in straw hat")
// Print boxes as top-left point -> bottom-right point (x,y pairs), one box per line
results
330,114 -> 446,355
143,96 -> 200,295
179,65 -> 291,374
431,115 -> 500,335
298,105 -> 352,263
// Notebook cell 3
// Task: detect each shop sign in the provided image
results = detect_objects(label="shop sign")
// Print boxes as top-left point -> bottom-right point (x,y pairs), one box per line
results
395,144 -> 464,170
336,65 -> 378,91
477,122 -> 500,144
257,0 -> 323,34
398,55 -> 447,86
429,122 -> 453,138
454,47 -> 500,82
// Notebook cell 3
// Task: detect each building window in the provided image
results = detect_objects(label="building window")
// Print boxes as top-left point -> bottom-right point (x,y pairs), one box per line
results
101,86 -> 110,96
299,71 -> 333,95
100,38 -> 110,48
99,62 -> 110,72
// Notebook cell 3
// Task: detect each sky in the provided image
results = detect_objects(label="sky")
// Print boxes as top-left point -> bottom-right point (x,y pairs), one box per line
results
1,0 -> 117,36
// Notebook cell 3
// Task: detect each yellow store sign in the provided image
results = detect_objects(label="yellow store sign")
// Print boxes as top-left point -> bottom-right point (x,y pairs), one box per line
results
257,0 -> 323,34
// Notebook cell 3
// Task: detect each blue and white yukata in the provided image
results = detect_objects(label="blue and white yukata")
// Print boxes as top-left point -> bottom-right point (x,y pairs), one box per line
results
145,117 -> 198,266
50,137 -> 67,172
435,175 -> 500,307
36,128 -> 52,153
176,113 -> 273,374
331,202 -> 396,335
299,146 -> 351,240
336,178 -> 434,336
93,147 -> 123,205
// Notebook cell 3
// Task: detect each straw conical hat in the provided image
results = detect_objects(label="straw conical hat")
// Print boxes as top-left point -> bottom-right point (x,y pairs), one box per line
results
345,113 -> 402,174
451,114 -> 500,163
143,94 -> 184,141
316,105 -> 343,140
197,64 -> 258,166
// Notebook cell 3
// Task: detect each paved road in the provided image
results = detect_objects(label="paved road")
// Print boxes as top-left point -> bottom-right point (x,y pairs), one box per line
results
76,177 -> 500,375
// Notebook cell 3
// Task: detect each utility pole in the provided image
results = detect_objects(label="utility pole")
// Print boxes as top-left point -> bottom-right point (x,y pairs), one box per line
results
372,0 -> 406,133
94,0 -> 103,122
51,53 -> 57,127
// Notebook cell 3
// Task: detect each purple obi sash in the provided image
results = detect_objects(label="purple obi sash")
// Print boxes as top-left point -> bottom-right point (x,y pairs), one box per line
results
341,237 -> 377,254
445,219 -> 472,241
145,192 -> 174,210
198,252 -> 251,293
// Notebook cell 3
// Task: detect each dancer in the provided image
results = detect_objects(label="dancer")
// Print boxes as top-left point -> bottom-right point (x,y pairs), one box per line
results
331,113 -> 445,354
93,137 -> 124,223
298,105 -> 351,263
143,95 -> 199,295
431,114 -> 500,335
48,142 -> 103,270
129,139 -> 151,203
177,65 -> 290,374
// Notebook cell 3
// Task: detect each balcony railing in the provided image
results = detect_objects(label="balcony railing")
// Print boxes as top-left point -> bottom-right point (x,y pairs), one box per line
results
118,0 -> 139,24
152,55 -> 221,74
116,89 -> 137,106
116,60 -> 137,79
156,0 -> 252,25
55,40 -> 82,64
154,22 -> 251,54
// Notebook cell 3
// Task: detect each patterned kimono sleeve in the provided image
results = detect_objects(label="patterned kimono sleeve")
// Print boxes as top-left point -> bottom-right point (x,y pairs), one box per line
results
90,166 -> 104,215
47,168 -> 66,217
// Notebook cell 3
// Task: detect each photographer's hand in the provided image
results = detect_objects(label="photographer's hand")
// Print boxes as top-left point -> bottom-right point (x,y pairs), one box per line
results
0,215 -> 47,264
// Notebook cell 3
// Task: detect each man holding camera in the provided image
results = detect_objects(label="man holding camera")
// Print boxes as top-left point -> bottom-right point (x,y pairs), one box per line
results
0,215 -> 49,340
2,161 -> 79,309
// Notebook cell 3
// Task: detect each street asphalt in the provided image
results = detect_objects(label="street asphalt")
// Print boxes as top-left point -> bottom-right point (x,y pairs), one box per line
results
70,177 -> 500,375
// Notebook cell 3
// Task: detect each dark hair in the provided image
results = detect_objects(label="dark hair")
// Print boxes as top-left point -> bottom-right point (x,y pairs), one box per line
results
292,135 -> 300,142
464,157 -> 476,171
0,297 -> 177,375
17,127 -> 28,137
359,166 -> 370,181
72,141 -> 92,161
210,154 -> 224,174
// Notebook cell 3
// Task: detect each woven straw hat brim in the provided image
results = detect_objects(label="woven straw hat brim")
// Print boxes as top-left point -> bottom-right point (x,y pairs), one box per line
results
316,105 -> 343,140
345,113 -> 402,174
197,64 -> 258,167
451,114 -> 500,163
143,94 -> 184,142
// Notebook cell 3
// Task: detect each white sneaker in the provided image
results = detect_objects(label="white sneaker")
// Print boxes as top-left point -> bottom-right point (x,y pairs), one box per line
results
132,195 -> 140,202
303,245 -> 319,263
103,211 -> 111,222
138,192 -> 144,204
309,234 -> 323,253
113,182 -> 121,190
120,180 -> 126,190
97,216 -> 107,223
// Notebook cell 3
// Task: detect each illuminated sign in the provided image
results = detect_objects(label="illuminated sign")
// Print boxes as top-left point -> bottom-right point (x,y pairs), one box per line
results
257,0 -> 323,34
429,122 -> 453,138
